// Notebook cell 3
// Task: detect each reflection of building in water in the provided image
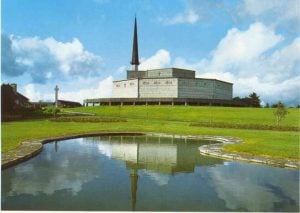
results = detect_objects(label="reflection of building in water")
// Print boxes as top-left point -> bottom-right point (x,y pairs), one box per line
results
130,168 -> 138,211
90,135 -> 222,210
108,136 -> 220,174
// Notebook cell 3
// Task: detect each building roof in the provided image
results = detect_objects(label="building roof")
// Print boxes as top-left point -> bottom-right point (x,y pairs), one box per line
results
2,84 -> 30,102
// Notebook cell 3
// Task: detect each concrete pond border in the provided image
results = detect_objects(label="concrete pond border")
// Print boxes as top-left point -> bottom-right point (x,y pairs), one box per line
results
2,132 -> 299,170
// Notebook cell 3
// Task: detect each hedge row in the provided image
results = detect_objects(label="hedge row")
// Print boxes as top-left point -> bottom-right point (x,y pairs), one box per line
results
49,116 -> 127,123
190,121 -> 299,132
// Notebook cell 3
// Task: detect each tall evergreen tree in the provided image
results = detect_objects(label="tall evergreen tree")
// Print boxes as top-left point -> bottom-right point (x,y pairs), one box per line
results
248,92 -> 261,107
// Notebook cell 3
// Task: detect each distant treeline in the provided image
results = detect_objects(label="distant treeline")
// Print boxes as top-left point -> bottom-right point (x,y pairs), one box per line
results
233,92 -> 299,108
233,92 -> 261,107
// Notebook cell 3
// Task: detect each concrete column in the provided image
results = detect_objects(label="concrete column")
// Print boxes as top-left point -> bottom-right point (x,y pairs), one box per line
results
92,103 -> 95,107
121,102 -> 123,106
109,102 -> 111,106
54,85 -> 59,108
172,101 -> 174,106
185,101 -> 187,106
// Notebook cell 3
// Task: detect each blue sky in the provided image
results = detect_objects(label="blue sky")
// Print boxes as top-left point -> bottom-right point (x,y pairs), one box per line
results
2,0 -> 300,105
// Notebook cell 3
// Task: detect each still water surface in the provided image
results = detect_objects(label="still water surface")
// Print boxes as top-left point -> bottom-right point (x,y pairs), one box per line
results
2,136 -> 299,211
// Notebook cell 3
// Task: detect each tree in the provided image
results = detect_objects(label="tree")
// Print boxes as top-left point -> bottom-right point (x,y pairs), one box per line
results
265,103 -> 270,108
273,101 -> 288,125
233,96 -> 241,101
1,84 -> 16,114
248,92 -> 261,107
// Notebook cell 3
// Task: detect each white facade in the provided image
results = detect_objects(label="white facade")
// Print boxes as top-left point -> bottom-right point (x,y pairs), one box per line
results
139,78 -> 178,98
112,79 -> 138,98
112,68 -> 233,100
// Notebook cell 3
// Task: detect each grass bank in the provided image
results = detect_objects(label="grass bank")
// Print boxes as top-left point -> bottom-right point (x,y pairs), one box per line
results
67,106 -> 299,127
2,106 -> 299,160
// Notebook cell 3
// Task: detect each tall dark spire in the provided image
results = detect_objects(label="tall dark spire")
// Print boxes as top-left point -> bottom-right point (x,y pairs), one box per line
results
131,16 -> 140,69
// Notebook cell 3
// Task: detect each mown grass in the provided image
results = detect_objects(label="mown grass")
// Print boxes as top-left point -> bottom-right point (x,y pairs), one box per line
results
2,106 -> 299,160
66,106 -> 300,127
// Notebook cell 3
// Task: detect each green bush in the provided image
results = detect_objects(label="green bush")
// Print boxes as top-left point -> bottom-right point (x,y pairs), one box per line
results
42,107 -> 60,115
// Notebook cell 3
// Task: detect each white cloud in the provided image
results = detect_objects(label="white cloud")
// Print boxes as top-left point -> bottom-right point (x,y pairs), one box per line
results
60,76 -> 113,102
174,22 -> 300,105
139,49 -> 171,70
23,76 -> 113,103
2,34 -> 103,83
239,0 -> 300,31
210,22 -> 283,71
161,8 -> 200,25
24,84 -> 43,102
158,1 -> 228,25
241,0 -> 300,21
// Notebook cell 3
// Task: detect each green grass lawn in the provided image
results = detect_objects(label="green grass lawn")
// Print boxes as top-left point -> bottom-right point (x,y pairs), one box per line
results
67,105 -> 300,127
2,106 -> 300,160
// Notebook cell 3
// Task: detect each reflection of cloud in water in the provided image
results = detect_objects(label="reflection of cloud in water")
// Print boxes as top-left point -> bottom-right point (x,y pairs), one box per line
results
206,162 -> 299,212
7,139 -> 101,196
96,141 -> 112,158
141,170 -> 170,186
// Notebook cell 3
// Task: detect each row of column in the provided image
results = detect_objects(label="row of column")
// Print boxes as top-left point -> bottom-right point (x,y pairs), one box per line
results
84,101 -> 190,107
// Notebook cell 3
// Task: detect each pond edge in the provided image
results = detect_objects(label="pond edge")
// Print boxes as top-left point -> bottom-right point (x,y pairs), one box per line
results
2,132 -> 299,170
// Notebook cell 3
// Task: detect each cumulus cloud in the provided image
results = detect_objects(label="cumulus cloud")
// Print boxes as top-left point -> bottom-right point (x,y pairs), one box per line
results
2,34 -> 103,83
174,22 -> 300,105
1,34 -> 24,76
23,76 -> 113,102
24,84 -> 43,102
139,49 -> 171,70
60,76 -> 113,102
209,22 -> 283,72
239,0 -> 300,31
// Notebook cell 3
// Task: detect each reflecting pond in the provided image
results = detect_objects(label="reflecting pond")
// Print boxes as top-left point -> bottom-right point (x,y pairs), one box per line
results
2,136 -> 299,211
